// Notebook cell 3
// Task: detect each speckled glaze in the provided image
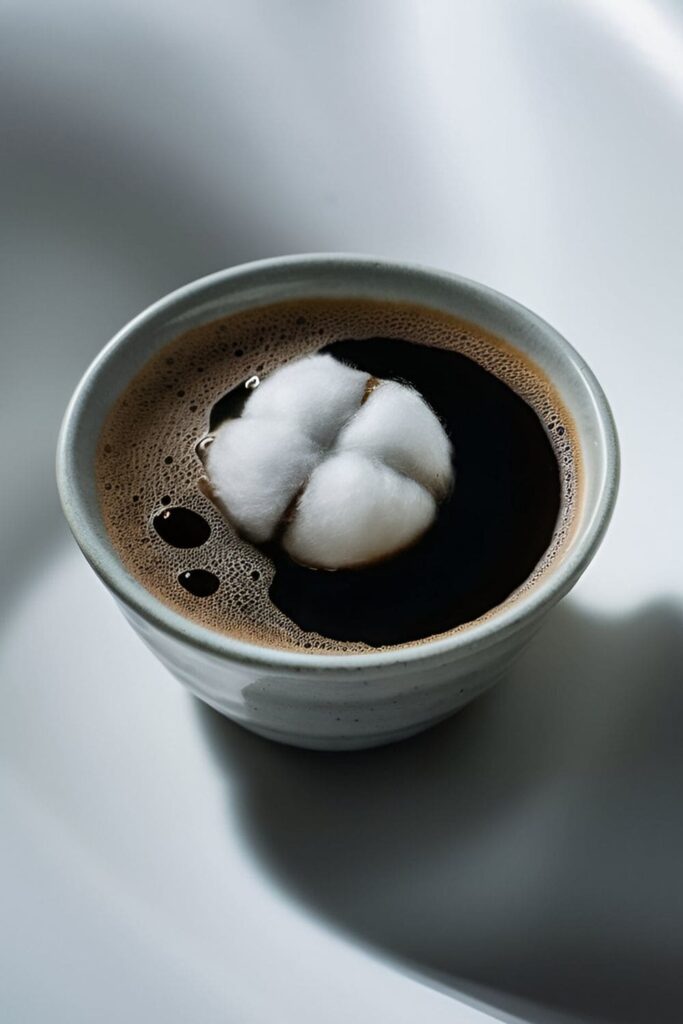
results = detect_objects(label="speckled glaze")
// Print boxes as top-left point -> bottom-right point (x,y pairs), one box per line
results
57,255 -> 619,750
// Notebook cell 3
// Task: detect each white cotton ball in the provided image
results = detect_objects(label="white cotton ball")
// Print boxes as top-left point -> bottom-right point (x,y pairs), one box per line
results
203,418 -> 319,542
335,380 -> 453,500
203,353 -> 454,567
243,354 -> 369,446
283,452 -> 436,570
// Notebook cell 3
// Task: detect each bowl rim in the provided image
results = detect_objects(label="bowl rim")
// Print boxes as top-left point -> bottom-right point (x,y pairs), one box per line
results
56,253 -> 620,674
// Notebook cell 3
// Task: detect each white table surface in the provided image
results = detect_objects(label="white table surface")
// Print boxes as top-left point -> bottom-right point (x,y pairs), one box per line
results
1,2 -> 682,1022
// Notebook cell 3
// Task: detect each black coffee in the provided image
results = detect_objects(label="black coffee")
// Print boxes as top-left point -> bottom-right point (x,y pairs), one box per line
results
96,298 -> 577,653
263,336 -> 560,645
153,506 -> 211,548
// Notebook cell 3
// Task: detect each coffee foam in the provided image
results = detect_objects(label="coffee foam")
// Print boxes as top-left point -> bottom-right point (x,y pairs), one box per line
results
96,298 -> 580,653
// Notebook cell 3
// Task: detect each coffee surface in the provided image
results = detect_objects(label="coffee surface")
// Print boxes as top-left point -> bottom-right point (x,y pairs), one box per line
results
96,298 -> 579,652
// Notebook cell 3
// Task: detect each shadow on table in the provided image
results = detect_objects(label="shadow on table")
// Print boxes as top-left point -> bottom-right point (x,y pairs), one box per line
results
196,599 -> 683,1024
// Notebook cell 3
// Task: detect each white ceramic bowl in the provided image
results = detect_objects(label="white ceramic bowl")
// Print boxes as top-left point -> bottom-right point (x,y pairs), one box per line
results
57,255 -> 619,750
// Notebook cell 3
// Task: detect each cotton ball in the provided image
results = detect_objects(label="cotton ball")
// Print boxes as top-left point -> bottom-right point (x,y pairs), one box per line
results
202,353 -> 455,568
335,380 -> 453,500
283,452 -> 437,570
243,354 -> 368,446
203,418 -> 319,542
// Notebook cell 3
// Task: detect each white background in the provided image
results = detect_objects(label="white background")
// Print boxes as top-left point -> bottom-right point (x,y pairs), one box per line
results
1,2 -> 682,1022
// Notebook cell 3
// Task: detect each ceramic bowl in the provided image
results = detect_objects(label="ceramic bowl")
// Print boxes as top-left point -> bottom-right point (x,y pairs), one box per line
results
57,255 -> 619,750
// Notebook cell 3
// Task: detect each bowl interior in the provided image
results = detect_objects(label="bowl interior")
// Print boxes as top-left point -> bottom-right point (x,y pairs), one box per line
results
57,255 -> 619,670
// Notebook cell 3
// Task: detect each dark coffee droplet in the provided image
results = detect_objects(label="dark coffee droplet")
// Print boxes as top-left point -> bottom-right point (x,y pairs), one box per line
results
153,507 -> 210,548
178,569 -> 220,597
